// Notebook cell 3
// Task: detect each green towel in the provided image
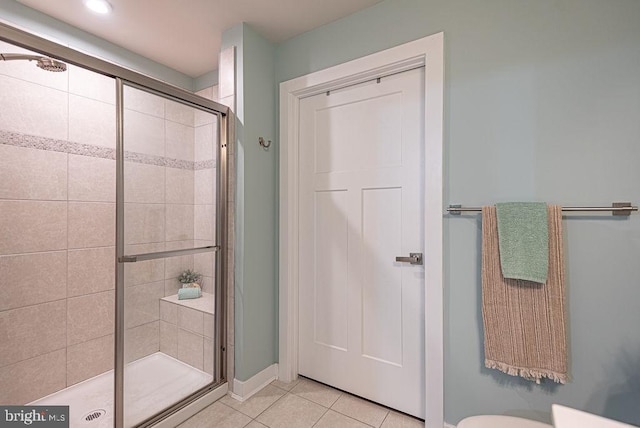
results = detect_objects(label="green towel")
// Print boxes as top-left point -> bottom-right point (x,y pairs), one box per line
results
178,287 -> 201,300
495,202 -> 549,284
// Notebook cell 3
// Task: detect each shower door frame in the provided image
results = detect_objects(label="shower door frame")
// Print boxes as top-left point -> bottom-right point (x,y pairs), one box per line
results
0,21 -> 231,428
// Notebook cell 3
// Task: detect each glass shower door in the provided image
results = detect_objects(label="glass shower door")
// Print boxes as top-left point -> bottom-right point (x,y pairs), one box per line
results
118,82 -> 221,427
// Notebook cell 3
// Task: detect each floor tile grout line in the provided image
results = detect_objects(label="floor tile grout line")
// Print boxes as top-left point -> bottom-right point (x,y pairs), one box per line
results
309,405 -> 331,428
252,389 -> 292,420
380,410 -> 391,427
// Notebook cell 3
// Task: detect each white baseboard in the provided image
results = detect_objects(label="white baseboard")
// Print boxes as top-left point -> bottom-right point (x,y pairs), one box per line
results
444,423 -> 456,428
230,363 -> 279,402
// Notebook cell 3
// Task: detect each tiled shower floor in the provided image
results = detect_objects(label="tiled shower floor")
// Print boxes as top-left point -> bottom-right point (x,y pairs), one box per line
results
31,352 -> 213,428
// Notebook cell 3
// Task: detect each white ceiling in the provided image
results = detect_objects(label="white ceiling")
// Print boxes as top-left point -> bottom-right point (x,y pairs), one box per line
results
16,0 -> 383,77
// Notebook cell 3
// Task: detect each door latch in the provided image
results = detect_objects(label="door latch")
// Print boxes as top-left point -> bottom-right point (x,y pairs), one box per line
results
395,253 -> 423,265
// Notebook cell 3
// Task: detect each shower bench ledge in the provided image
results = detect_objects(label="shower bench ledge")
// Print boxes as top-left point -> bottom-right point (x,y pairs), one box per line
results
161,291 -> 214,315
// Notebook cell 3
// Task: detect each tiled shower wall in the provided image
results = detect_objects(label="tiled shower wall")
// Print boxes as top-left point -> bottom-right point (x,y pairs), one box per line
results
0,41 -> 217,404
155,83 -> 220,376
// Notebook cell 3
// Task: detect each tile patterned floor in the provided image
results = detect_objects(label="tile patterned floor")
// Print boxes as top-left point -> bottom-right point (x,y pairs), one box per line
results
178,377 -> 425,428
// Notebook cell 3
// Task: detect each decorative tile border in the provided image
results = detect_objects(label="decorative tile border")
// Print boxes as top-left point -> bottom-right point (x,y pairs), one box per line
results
0,129 -> 215,170
195,160 -> 216,170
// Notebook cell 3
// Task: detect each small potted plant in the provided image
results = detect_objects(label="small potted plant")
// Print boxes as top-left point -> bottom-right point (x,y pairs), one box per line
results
178,269 -> 202,289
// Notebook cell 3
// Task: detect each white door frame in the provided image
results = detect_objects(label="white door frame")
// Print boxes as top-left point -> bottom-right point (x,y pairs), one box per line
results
278,33 -> 444,428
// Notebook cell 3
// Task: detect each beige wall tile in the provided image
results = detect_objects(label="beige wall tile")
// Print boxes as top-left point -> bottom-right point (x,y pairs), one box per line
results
0,75 -> 68,140
68,155 -> 115,202
166,168 -> 195,204
125,258 -> 166,286
195,204 -> 215,241
125,321 -> 159,362
218,47 -> 235,99
165,121 -> 194,161
124,243 -> 165,286
66,334 -> 114,386
125,281 -> 164,328
194,86 -> 219,125
0,201 -> 67,255
194,108 -> 216,127
124,109 -> 165,157
125,203 -> 165,245
160,320 -> 177,358
67,291 -> 114,346
0,349 -> 66,405
160,300 -> 177,324
195,86 -> 213,100
200,276 -> 214,294
165,99 -> 195,127
68,202 -> 115,249
164,241 -> 194,280
194,251 -> 214,278
177,328 -> 203,370
203,337 -> 213,375
68,64 -> 115,105
124,162 -> 165,203
165,240 -> 195,251
124,86 -> 164,118
0,145 -> 67,200
165,279 -> 181,297
178,306 -> 204,335
166,204 -> 194,241
194,239 -> 215,247
0,41 -> 68,91
68,247 -> 115,297
203,313 -> 214,339
0,251 -> 67,311
219,95 -> 235,113
195,123 -> 215,162
0,300 -> 66,367
194,168 -> 215,205
69,95 -> 116,148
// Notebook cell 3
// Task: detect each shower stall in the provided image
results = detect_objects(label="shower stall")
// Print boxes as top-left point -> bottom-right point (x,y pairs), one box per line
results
0,22 -> 230,428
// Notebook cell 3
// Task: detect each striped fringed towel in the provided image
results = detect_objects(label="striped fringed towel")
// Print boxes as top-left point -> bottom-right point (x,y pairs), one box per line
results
482,205 -> 568,384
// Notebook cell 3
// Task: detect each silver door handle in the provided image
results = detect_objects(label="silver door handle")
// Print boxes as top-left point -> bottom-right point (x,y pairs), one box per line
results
395,253 -> 423,265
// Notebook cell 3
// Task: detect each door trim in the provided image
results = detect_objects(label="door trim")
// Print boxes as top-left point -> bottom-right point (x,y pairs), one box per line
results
279,33 -> 444,427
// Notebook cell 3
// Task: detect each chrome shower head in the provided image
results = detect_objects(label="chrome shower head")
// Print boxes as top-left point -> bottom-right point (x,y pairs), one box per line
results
36,57 -> 67,72
0,53 -> 67,72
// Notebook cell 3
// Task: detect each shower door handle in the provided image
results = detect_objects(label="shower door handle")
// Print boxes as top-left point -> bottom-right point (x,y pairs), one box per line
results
395,253 -> 423,265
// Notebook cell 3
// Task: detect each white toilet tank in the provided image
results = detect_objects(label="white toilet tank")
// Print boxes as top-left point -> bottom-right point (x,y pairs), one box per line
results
457,415 -> 552,428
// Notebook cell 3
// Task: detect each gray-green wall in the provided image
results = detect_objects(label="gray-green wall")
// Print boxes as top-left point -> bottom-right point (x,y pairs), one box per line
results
221,23 -> 278,382
276,0 -> 640,425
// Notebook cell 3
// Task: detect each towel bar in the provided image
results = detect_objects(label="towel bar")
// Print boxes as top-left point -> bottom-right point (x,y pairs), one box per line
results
447,202 -> 638,216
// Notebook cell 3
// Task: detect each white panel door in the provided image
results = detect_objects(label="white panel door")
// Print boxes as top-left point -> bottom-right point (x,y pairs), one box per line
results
298,67 -> 425,418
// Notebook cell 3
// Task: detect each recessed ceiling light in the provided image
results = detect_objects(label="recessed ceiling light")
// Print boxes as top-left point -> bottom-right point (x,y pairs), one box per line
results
84,0 -> 112,15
